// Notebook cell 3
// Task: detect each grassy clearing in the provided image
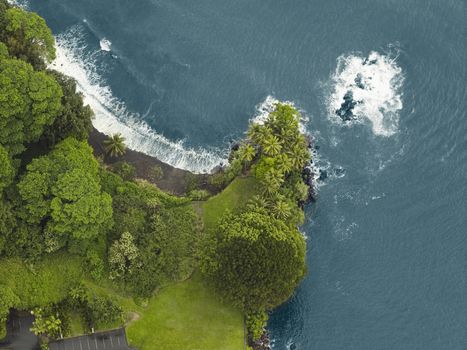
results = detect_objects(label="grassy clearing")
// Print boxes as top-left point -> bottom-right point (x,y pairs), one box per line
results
0,178 -> 256,347
126,274 -> 244,350
203,177 -> 258,232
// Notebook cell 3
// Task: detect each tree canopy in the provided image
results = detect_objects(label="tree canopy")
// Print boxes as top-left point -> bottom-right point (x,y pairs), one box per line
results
0,144 -> 13,192
1,7 -> 55,69
17,138 -> 113,253
42,71 -> 94,146
0,50 -> 62,156
203,208 -> 306,312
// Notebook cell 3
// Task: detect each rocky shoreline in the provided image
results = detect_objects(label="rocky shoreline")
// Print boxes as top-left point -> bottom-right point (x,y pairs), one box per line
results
89,128 -> 318,202
88,127 -> 212,196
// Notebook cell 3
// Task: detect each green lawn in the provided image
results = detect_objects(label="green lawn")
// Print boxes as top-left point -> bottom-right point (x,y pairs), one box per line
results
126,275 -> 244,350
203,177 -> 258,232
0,178 -> 256,348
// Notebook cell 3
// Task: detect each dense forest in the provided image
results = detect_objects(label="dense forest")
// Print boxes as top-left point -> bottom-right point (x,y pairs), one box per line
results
0,2 -> 312,349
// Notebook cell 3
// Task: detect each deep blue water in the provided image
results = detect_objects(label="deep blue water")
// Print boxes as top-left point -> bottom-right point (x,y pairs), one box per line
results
22,0 -> 467,348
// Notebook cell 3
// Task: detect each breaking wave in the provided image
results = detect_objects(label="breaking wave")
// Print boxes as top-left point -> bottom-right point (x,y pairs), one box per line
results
49,25 -> 226,173
328,48 -> 404,136
99,38 -> 112,52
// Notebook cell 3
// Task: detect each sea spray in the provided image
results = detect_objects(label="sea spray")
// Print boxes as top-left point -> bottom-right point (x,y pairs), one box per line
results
328,49 -> 404,136
50,25 -> 227,173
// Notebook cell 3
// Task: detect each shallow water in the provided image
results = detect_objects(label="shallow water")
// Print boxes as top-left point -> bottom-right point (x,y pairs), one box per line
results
22,0 -> 467,348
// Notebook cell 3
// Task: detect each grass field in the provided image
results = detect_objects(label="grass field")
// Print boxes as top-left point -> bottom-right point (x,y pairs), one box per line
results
125,178 -> 256,350
126,274 -> 244,350
202,177 -> 258,232
0,178 -> 256,348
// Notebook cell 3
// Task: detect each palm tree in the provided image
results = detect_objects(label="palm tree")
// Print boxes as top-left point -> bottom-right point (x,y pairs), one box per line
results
261,169 -> 284,197
271,200 -> 291,220
288,141 -> 309,170
276,154 -> 293,175
247,124 -> 263,143
103,133 -> 126,158
246,195 -> 268,211
261,135 -> 282,156
239,144 -> 256,163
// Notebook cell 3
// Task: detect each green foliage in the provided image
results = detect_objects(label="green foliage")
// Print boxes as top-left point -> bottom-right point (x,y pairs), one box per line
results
30,308 -> 62,338
188,189 -> 210,201
85,249 -> 105,281
202,208 -> 306,312
111,161 -> 136,181
0,199 -> 16,254
246,310 -> 268,342
1,8 -> 55,69
100,169 -> 199,296
0,145 -> 13,192
150,204 -> 199,281
17,138 -> 113,253
108,232 -> 140,280
147,165 -> 163,182
0,284 -> 19,337
0,253 -> 84,309
84,294 -> 123,329
103,133 -> 126,158
0,55 -> 62,156
42,71 -> 93,146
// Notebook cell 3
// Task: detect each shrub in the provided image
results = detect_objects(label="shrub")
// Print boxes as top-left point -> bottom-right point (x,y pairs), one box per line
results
246,310 -> 269,342
188,189 -> 210,201
111,161 -> 136,181
147,165 -> 163,182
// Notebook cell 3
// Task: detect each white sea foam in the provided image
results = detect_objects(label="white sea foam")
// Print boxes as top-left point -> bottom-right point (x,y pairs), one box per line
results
252,95 -> 308,133
328,50 -> 404,136
99,38 -> 112,52
7,0 -> 29,8
49,25 -> 226,173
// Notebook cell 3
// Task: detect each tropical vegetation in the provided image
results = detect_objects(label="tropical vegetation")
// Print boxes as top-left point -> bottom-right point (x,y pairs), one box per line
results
0,2 -> 313,350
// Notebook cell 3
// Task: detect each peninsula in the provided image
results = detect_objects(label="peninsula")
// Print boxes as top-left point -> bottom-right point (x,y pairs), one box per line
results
0,3 -> 313,349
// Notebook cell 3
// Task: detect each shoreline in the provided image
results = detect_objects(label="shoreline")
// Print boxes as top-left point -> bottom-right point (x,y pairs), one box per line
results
88,127 -> 214,196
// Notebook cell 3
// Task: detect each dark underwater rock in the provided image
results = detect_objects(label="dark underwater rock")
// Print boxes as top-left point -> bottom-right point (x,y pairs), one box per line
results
335,90 -> 357,121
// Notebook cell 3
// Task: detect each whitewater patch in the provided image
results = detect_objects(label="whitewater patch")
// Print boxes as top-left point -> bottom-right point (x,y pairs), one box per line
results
252,95 -> 308,134
7,0 -> 29,8
99,38 -> 112,52
49,25 -> 226,173
328,49 -> 404,136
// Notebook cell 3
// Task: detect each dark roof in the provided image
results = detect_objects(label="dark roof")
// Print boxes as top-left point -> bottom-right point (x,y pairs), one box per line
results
49,328 -> 132,350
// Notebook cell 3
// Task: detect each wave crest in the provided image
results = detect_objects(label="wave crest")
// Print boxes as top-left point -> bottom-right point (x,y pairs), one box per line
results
49,25 -> 226,173
328,49 -> 404,136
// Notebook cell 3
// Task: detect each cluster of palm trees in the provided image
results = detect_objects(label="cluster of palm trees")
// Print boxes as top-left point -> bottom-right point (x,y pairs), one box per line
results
234,103 -> 311,222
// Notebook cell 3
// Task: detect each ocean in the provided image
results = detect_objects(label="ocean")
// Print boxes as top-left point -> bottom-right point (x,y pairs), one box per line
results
19,0 -> 467,349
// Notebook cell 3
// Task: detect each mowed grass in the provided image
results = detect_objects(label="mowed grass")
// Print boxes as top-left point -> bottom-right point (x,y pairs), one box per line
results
203,177 -> 258,232
125,178 -> 257,350
126,274 -> 244,350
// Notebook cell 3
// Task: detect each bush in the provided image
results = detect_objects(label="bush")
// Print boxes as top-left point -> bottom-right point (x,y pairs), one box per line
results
111,161 -> 136,181
188,189 -> 210,201
147,165 -> 163,182
84,295 -> 123,329
246,310 -> 268,342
